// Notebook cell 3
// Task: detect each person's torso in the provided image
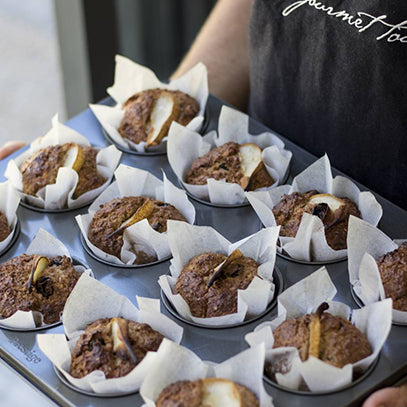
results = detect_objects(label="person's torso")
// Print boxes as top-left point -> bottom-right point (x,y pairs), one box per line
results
249,0 -> 407,209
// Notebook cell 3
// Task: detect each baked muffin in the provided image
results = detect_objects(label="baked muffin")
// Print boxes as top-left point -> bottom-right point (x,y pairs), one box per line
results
376,242 -> 407,311
0,254 -> 80,324
272,190 -> 361,250
0,211 -> 11,242
156,378 -> 259,407
70,317 -> 164,379
88,196 -> 187,263
266,302 -> 372,380
118,88 -> 199,146
185,141 -> 274,191
20,143 -> 106,199
174,250 -> 259,318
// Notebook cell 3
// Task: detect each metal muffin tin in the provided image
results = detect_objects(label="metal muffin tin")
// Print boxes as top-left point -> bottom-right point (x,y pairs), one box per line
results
0,95 -> 405,407
276,250 -> 348,265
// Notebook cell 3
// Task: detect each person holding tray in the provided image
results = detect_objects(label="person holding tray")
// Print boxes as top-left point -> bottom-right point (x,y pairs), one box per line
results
171,0 -> 407,404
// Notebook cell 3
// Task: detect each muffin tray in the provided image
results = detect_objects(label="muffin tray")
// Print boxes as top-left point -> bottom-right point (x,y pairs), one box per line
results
0,95 -> 406,407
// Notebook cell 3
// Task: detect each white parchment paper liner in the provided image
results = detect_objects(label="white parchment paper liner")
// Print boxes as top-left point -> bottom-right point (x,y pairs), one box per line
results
167,105 -> 292,205
347,216 -> 407,324
0,182 -> 20,252
37,274 -> 183,394
76,164 -> 196,265
4,115 -> 122,210
246,154 -> 383,262
90,54 -> 208,153
159,221 -> 279,326
140,339 -> 273,407
245,267 -> 392,392
0,228 -> 92,329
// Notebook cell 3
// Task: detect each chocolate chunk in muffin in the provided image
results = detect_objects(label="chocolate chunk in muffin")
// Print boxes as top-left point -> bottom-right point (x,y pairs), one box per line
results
376,242 -> 407,311
272,191 -> 361,250
156,378 -> 259,407
88,196 -> 186,263
174,251 -> 259,318
185,141 -> 274,191
267,303 -> 372,380
20,143 -> 106,199
118,88 -> 199,145
0,254 -> 80,324
0,211 -> 11,242
70,317 -> 164,379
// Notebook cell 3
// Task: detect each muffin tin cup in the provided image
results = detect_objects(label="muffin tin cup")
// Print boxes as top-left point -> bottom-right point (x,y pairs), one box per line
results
177,162 -> 290,209
160,265 -> 284,329
0,257 -> 90,332
349,283 -> 407,327
101,104 -> 211,157
53,365 -> 139,398
79,233 -> 172,269
263,354 -> 380,396
276,250 -> 348,265
19,199 -> 92,214
0,220 -> 20,258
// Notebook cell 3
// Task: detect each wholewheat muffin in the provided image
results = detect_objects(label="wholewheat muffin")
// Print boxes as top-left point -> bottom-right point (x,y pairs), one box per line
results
156,378 -> 259,407
20,143 -> 106,199
266,303 -> 372,380
70,317 -> 164,379
185,141 -> 274,191
174,251 -> 259,318
0,254 -> 80,324
118,88 -> 199,145
376,242 -> 407,311
88,196 -> 186,263
0,211 -> 11,242
272,190 -> 361,250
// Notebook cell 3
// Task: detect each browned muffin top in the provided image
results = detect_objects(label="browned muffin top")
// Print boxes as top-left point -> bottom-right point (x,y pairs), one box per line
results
271,303 -> 372,372
0,211 -> 11,242
0,254 -> 80,324
88,196 -> 186,262
174,251 -> 259,318
70,317 -> 164,379
118,88 -> 199,145
185,141 -> 274,191
272,190 -> 361,250
376,242 -> 407,311
20,143 -> 105,199
156,378 -> 259,407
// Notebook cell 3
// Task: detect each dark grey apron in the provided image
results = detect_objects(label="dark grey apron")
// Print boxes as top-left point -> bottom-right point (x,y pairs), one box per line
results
249,0 -> 407,209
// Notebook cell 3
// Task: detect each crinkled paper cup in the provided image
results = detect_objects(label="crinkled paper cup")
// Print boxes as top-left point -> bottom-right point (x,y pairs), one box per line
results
246,154 -> 382,262
347,216 -> 407,325
90,55 -> 208,154
4,115 -> 122,211
245,267 -> 392,393
140,340 -> 273,407
159,221 -> 280,327
0,182 -> 21,256
76,164 -> 196,267
167,105 -> 292,206
37,274 -> 183,396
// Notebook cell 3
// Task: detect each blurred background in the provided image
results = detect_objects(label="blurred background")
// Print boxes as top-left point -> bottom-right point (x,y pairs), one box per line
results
0,0 -> 216,146
0,0 -> 215,405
